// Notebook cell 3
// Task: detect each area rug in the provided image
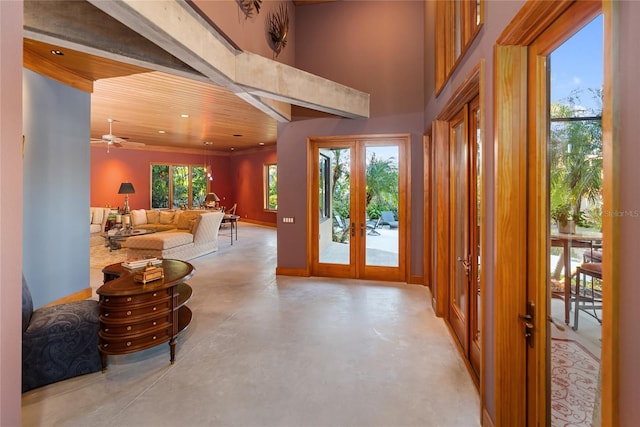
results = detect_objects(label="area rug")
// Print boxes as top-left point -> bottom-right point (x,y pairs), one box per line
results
90,244 -> 129,268
551,338 -> 600,427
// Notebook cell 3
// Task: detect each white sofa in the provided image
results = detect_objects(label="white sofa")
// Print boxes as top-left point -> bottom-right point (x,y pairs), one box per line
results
90,207 -> 110,235
125,211 -> 224,261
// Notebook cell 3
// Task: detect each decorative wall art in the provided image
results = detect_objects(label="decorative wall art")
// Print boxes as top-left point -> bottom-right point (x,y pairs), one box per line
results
266,3 -> 289,58
236,0 -> 263,19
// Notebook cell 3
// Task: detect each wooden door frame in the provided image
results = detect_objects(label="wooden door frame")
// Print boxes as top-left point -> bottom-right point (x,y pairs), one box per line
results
430,61 -> 485,400
448,106 -> 470,353
493,1 -> 617,425
307,133 -> 411,283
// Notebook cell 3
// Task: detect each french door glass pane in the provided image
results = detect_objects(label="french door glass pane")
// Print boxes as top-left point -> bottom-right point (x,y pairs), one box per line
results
474,106 -> 482,344
365,145 -> 399,267
318,147 -> 350,265
453,120 -> 468,315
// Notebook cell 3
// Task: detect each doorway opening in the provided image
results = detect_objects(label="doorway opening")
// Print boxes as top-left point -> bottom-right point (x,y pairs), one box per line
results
547,14 -> 603,427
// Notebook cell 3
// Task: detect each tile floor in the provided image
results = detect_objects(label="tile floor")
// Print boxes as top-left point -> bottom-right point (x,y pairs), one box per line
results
22,223 -> 481,427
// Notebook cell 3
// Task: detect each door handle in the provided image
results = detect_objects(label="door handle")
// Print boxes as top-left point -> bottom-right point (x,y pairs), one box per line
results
351,222 -> 355,237
457,256 -> 471,276
519,301 -> 535,348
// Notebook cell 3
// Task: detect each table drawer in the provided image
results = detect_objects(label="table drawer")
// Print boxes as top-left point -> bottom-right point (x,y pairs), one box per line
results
100,327 -> 172,353
100,298 -> 172,319
101,314 -> 171,335
100,288 -> 171,305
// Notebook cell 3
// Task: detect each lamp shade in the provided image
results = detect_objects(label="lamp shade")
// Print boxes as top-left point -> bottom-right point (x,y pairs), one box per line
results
118,182 -> 136,194
205,192 -> 220,203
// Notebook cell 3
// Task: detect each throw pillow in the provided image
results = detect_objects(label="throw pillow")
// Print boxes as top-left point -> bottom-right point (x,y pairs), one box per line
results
176,211 -> 199,230
190,216 -> 201,235
146,209 -> 160,224
159,210 -> 175,224
91,208 -> 104,225
131,209 -> 147,226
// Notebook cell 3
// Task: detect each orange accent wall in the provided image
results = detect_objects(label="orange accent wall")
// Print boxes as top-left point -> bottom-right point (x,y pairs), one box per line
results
90,147 -> 232,211
230,149 -> 277,224
90,146 -> 278,226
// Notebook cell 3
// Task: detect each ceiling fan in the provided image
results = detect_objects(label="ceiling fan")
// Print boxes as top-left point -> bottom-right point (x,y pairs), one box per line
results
90,118 -> 145,151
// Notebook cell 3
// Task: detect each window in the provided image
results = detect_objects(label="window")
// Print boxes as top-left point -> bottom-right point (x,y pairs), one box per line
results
264,163 -> 277,211
319,154 -> 330,220
151,163 -> 207,209
435,0 -> 484,94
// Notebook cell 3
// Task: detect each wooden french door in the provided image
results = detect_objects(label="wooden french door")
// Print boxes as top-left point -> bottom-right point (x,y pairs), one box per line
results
494,1 -> 605,425
449,97 -> 481,379
310,135 -> 407,282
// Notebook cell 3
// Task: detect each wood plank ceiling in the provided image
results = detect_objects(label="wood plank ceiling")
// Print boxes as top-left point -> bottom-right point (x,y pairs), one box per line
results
24,1 -> 342,155
24,38 -> 278,154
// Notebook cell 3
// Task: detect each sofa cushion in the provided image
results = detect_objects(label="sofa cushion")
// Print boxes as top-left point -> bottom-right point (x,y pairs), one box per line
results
159,210 -> 175,224
176,211 -> 201,230
126,232 -> 193,250
91,208 -> 104,225
189,216 -> 201,235
146,209 -> 160,224
131,209 -> 147,226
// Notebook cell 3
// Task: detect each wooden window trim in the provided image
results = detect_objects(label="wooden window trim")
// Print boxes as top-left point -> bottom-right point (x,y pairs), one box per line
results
435,0 -> 484,96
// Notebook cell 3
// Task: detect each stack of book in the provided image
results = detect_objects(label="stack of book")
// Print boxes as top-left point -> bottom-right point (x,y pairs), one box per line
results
122,257 -> 162,269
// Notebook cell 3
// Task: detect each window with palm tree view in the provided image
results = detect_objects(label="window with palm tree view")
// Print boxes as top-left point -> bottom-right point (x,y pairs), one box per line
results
151,163 -> 207,209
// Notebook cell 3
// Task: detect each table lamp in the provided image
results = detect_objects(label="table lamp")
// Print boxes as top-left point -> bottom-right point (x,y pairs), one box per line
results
118,182 -> 135,214
204,192 -> 220,208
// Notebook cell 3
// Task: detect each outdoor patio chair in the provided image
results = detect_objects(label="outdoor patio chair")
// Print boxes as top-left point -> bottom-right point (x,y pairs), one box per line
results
367,217 -> 381,235
380,211 -> 398,229
572,262 -> 602,331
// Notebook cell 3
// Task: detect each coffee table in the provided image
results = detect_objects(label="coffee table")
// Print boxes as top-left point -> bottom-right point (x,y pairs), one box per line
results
104,228 -> 155,251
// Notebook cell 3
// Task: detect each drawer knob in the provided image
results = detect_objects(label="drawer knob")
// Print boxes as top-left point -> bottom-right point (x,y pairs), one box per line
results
127,297 -> 132,302
127,326 -> 132,331
104,328 -> 109,332
126,342 -> 131,347
153,307 -> 157,311
103,343 -> 108,348
152,321 -> 157,326
104,313 -> 109,317
105,298 -> 110,302
153,293 -> 157,297
126,311 -> 132,316
153,336 -> 157,340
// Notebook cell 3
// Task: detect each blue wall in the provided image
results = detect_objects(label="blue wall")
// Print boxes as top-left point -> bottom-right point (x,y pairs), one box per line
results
22,69 -> 91,308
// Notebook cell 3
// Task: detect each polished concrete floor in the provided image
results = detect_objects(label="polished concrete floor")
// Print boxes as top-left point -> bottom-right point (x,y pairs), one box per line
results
22,223 -> 481,427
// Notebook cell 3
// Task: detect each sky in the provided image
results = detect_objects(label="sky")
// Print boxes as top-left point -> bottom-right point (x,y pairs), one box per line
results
550,14 -> 603,114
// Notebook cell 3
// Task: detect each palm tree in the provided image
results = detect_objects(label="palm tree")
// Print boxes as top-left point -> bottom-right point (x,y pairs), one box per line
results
365,152 -> 398,218
550,89 -> 602,228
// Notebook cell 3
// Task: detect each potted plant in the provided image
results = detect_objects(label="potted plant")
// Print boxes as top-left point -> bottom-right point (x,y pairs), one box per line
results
551,202 -> 575,234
